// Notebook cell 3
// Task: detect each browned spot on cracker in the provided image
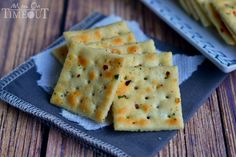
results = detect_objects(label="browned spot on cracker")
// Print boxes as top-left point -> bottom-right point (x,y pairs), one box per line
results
89,70 -> 96,80
78,97 -> 93,115
95,30 -> 102,40
145,87 -> 152,93
128,34 -> 135,42
112,38 -> 123,45
233,10 -> 236,16
95,111 -> 103,122
116,80 -> 129,95
79,33 -> 89,43
111,48 -> 122,54
141,104 -> 151,113
114,58 -> 124,65
78,55 -> 88,67
175,98 -> 181,104
152,80 -> 158,85
116,117 -> 130,124
67,91 -> 81,108
135,119 -> 149,126
117,108 -> 128,114
105,84 -> 113,96
127,45 -> 138,54
145,53 -> 156,60
166,118 -> 179,125
156,84 -> 163,89
104,71 -> 113,78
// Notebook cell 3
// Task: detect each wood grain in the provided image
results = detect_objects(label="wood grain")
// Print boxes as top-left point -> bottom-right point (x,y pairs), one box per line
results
0,0 -> 236,157
217,74 -> 236,156
0,0 -> 64,156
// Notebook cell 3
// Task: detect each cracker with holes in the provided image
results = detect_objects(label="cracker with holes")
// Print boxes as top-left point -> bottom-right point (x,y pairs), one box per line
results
213,0 -> 236,42
53,32 -> 136,64
50,46 -> 125,123
196,0 -> 235,45
113,66 -> 183,131
52,21 -> 131,63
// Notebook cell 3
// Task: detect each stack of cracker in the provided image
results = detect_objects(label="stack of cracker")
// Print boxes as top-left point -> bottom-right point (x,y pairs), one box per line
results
50,21 -> 184,131
178,0 -> 236,45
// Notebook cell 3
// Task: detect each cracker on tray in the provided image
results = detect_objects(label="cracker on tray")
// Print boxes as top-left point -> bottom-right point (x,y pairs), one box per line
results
213,0 -> 236,41
112,66 -> 184,131
52,21 -> 131,63
198,0 -> 235,45
50,45 -> 125,122
53,32 -> 136,64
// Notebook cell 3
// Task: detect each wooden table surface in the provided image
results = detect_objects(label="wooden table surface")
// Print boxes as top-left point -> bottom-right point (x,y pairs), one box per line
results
0,0 -> 236,156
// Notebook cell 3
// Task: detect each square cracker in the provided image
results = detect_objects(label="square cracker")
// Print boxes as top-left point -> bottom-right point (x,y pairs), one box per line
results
198,0 -> 235,45
213,0 -> 236,41
52,21 -> 130,63
50,46 -> 125,123
53,32 -> 136,64
113,66 -> 183,131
